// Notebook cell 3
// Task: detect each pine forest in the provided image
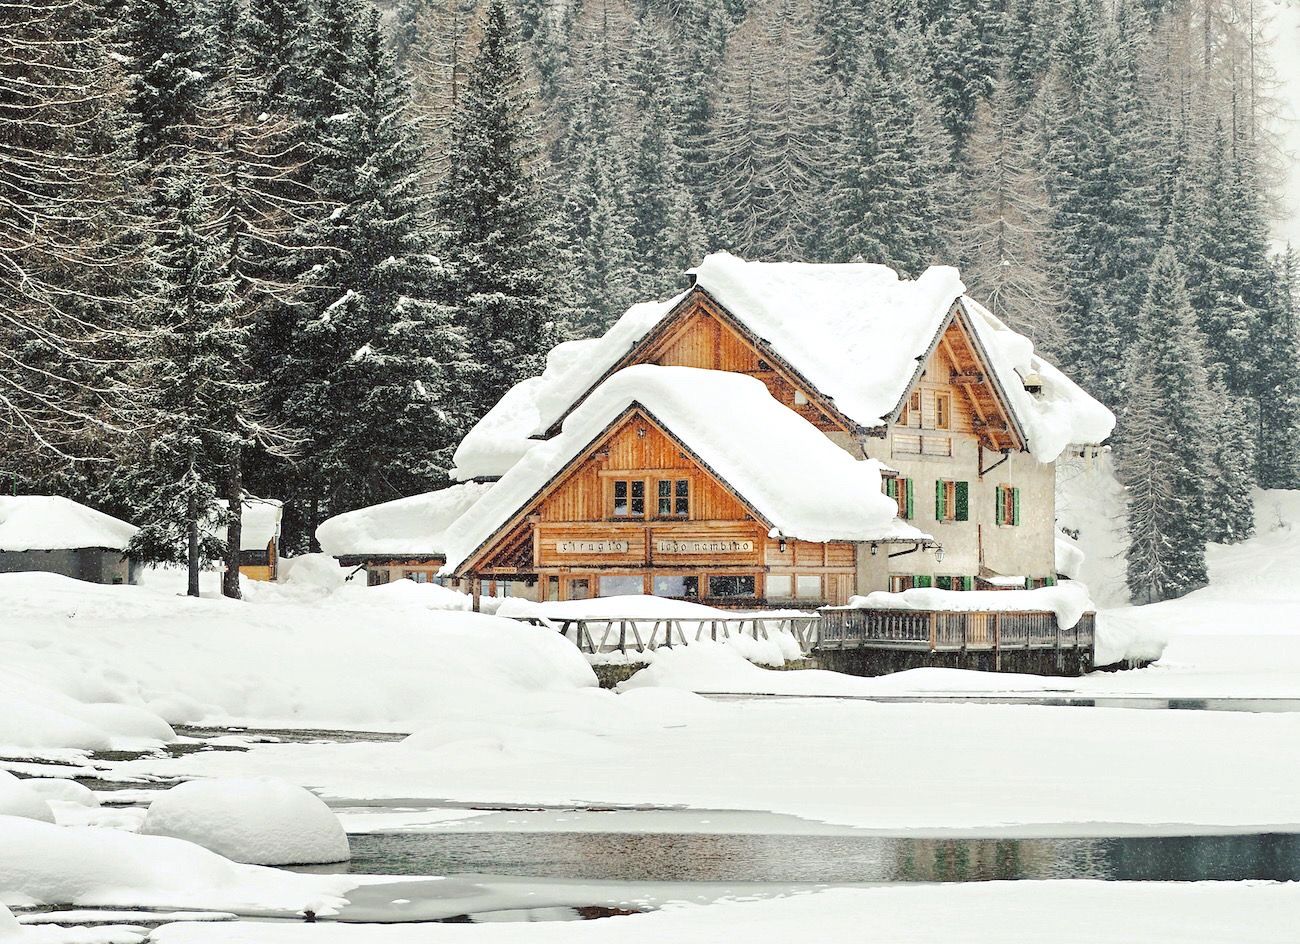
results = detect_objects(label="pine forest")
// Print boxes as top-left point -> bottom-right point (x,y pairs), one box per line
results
2,0 -> 1298,605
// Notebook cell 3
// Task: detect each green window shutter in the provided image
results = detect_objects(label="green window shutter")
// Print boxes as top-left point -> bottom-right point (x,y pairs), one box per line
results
914,575 -> 932,588
935,481 -> 945,520
1045,575 -> 1056,587
936,576 -> 951,590
885,478 -> 897,500
964,576 -> 974,591
995,486 -> 1005,526
1013,487 -> 1021,526
955,481 -> 969,521
904,479 -> 914,520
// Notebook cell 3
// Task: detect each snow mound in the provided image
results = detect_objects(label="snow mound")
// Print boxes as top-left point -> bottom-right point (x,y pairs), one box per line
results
21,779 -> 98,808
316,483 -> 493,558
0,670 -> 176,753
277,553 -> 348,590
0,904 -> 17,940
140,778 -> 349,866
0,815 -> 353,914
0,774 -> 54,823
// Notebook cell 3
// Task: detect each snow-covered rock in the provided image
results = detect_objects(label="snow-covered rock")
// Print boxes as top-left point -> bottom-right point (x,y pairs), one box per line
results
0,815 -> 353,914
0,774 -> 53,824
139,778 -> 349,866
21,779 -> 98,808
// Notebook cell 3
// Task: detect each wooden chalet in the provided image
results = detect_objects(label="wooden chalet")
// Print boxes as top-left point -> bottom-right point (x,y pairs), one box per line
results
440,253 -> 1115,612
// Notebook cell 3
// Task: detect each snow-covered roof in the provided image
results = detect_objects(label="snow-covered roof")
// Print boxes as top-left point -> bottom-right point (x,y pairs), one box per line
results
202,497 -> 283,552
0,496 -> 136,552
442,365 -> 931,574
451,253 -> 1115,480
316,482 -> 494,559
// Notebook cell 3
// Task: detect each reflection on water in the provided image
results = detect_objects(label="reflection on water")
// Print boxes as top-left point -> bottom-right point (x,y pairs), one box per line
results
342,831 -> 1300,883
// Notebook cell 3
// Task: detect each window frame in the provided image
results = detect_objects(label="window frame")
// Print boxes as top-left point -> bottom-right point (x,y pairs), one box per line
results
611,478 -> 647,519
934,392 -> 951,430
935,479 -> 969,522
655,477 -> 691,518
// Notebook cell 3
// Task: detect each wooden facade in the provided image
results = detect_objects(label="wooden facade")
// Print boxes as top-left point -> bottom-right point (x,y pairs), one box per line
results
463,406 -> 859,606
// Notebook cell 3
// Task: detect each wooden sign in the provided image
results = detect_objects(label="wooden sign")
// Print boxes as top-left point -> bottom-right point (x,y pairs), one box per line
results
557,539 -> 629,554
655,539 -> 754,554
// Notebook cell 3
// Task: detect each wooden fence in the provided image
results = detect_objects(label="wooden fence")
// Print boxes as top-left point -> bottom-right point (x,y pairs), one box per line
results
816,607 -> 1095,653
516,614 -> 821,655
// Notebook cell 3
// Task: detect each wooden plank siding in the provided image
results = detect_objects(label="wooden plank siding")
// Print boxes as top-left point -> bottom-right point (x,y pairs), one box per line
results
467,407 -> 858,605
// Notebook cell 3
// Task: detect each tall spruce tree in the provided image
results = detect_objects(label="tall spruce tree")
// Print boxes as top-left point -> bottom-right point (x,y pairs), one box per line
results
1119,245 -> 1213,603
1254,248 -> 1300,488
827,21 -> 953,273
439,0 -> 569,417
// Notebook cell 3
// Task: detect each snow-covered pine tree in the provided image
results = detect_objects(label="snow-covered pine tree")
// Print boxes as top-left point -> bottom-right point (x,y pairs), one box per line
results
674,0 -> 732,228
404,0 -> 485,189
552,0 -> 639,333
959,70 -> 1061,354
625,20 -> 706,300
1253,248 -> 1300,489
826,19 -> 954,274
244,0 -> 310,107
705,0 -> 834,260
439,0 -> 570,418
927,0 -> 1002,159
123,0 -> 208,164
1118,244 -> 1213,603
1044,0 -> 1159,406
1202,370 -> 1257,544
120,172 -> 246,597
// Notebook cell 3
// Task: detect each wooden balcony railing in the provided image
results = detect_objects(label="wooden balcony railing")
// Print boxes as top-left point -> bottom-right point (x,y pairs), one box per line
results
816,607 -> 1095,653
515,614 -> 821,655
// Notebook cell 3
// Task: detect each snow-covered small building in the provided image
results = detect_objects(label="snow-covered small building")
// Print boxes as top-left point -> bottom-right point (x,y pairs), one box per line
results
438,252 -> 1114,608
316,482 -> 492,585
0,496 -> 139,585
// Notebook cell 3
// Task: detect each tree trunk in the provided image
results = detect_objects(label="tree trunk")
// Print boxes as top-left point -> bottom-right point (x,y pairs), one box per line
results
187,489 -> 201,598
223,447 -> 243,600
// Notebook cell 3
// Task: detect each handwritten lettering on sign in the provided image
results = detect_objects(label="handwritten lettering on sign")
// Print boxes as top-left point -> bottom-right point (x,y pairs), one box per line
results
655,539 -> 755,554
556,540 -> 630,554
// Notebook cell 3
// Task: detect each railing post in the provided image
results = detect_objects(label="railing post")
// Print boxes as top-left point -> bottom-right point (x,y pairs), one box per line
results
929,612 -> 937,651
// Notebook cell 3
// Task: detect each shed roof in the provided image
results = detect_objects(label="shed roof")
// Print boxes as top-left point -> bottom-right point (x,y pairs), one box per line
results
316,482 -> 494,559
441,365 -> 929,574
0,496 -> 137,552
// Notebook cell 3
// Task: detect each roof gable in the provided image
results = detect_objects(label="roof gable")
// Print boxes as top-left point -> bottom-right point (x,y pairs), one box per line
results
441,365 -> 926,573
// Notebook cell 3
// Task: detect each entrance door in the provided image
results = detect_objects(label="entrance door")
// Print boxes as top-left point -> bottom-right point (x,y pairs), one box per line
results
567,576 -> 593,600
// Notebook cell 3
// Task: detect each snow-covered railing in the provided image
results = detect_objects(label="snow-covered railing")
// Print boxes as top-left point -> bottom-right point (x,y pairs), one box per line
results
516,614 -> 821,655
817,607 -> 1094,653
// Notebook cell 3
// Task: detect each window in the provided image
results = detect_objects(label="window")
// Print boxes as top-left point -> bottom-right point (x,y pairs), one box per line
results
996,485 -> 1021,526
546,576 -> 560,602
599,575 -> 644,596
889,575 -> 915,592
883,477 -> 914,519
1028,576 -> 1057,590
653,574 -> 699,598
912,575 -> 933,588
612,479 -> 645,517
568,577 -> 592,600
707,574 -> 756,598
936,576 -> 973,591
898,390 -> 922,427
935,480 -> 969,521
367,569 -> 390,587
934,393 -> 951,430
796,575 -> 822,599
657,478 -> 690,517
766,574 -> 793,598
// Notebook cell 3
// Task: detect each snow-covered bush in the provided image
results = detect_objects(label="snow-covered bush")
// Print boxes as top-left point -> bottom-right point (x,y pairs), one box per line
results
139,778 -> 349,865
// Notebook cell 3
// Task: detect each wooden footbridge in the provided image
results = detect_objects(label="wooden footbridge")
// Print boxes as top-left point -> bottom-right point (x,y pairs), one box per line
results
516,606 -> 1096,677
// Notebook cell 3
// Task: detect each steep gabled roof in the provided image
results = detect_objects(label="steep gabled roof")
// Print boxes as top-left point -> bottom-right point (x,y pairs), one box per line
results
441,365 -> 929,574
316,482 -> 493,559
0,496 -> 136,552
451,253 -> 1115,481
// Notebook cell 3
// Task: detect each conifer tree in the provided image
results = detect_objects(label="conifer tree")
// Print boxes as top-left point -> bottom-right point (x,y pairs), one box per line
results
959,71 -> 1060,353
827,22 -> 953,273
1119,245 -> 1212,603
1254,249 -> 1300,488
1202,372 -> 1257,544
439,0 -> 569,417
